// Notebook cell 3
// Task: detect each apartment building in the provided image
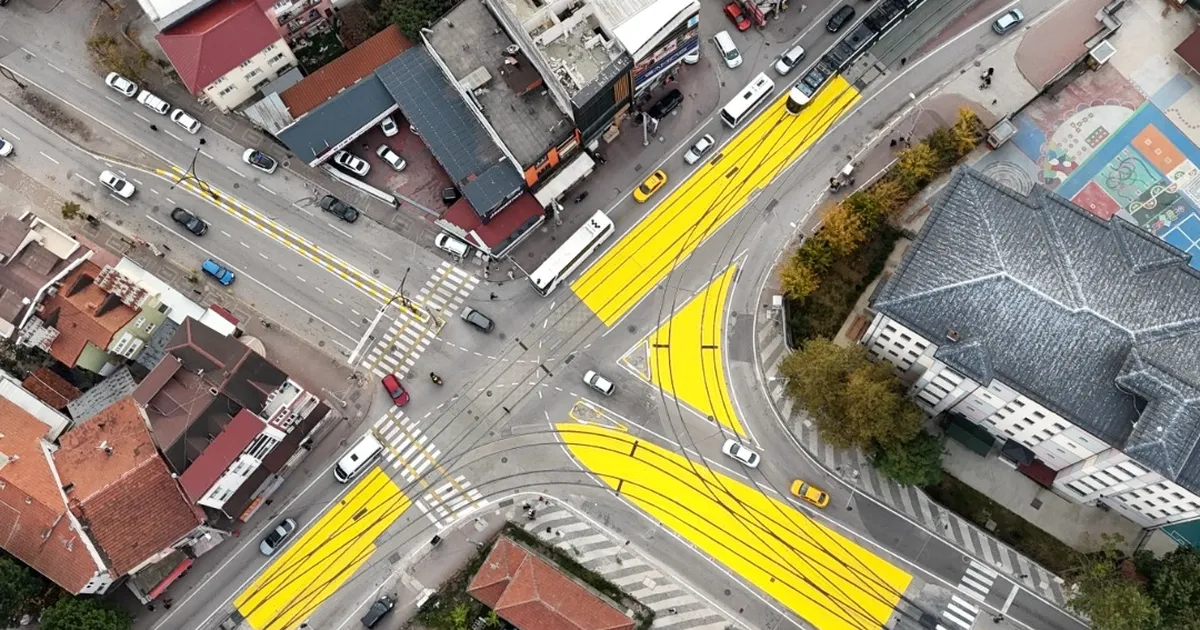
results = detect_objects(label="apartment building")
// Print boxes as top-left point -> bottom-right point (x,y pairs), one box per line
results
862,168 -> 1200,530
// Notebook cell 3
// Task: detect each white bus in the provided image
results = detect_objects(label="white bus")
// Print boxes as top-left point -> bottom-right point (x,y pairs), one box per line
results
529,210 -> 615,296
720,72 -> 776,128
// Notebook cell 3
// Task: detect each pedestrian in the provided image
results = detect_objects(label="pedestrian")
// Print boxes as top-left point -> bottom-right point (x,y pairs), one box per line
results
889,139 -> 897,148
150,124 -> 158,131
986,66 -> 994,77
668,608 -> 677,614
522,502 -> 531,512
528,509 -> 536,520
164,602 -> 172,610
265,499 -> 273,506
992,614 -> 1005,623
985,76 -> 992,87
900,57 -> 906,66
489,292 -> 497,300
992,99 -> 998,105
147,604 -> 156,612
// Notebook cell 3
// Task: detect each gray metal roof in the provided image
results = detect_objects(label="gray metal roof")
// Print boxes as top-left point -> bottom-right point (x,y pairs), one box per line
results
67,366 -> 137,425
276,76 -> 396,164
426,0 -> 571,168
376,48 -> 524,219
871,168 -> 1200,490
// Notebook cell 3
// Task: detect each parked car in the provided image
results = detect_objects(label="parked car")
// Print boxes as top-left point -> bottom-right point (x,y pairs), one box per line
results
789,479 -> 830,508
259,518 -> 297,555
774,45 -> 806,75
0,137 -> 14,157
583,370 -> 615,396
826,4 -> 856,32
380,115 -> 399,137
684,134 -> 715,165
319,195 -> 359,222
992,8 -> 1023,34
381,373 -> 410,406
682,47 -> 700,65
136,89 -> 170,115
460,306 -> 494,333
721,438 -> 760,468
723,1 -> 751,31
714,31 -> 742,69
633,169 -> 667,203
170,109 -> 201,134
361,595 -> 395,628
434,233 -> 471,259
104,72 -> 137,97
170,207 -> 208,236
201,258 -> 235,285
333,150 -> 370,177
441,186 -> 461,206
99,170 -> 135,198
243,149 -> 278,174
376,145 -> 407,171
646,89 -> 683,120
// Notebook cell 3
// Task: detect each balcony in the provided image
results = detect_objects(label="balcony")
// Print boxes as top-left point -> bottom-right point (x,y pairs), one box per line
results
276,0 -> 322,26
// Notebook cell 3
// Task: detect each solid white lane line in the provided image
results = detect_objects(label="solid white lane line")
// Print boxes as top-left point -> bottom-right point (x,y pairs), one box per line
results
39,151 -> 58,164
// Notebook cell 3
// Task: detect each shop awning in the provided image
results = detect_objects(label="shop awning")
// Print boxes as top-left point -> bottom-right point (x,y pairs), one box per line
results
533,154 -> 596,207
147,557 -> 193,600
1176,26 -> 1200,74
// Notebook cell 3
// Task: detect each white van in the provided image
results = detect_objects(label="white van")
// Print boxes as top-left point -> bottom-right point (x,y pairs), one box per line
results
713,31 -> 742,69
136,90 -> 171,115
434,233 -> 471,260
334,434 -> 384,483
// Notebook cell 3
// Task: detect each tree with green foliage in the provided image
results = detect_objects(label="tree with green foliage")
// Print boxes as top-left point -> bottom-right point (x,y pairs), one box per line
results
894,143 -> 940,191
377,0 -> 457,39
950,107 -> 982,157
1138,545 -> 1200,630
871,430 -> 945,487
1067,535 -> 1159,630
836,361 -> 922,449
819,204 -> 866,258
779,257 -> 819,300
40,596 -> 130,630
0,554 -> 43,625
778,338 -> 861,424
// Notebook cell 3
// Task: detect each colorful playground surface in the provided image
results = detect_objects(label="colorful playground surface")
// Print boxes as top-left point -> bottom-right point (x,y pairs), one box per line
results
1003,64 -> 1200,269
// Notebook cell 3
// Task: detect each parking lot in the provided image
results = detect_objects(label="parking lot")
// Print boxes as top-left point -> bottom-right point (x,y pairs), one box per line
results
341,113 -> 455,216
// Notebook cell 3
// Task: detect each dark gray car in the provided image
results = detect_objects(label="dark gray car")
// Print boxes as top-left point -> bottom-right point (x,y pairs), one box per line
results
320,195 -> 359,223
361,595 -> 394,628
460,306 -> 494,332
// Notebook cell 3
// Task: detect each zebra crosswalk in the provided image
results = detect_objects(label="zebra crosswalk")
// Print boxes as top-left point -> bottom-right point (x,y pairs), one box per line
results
359,262 -> 478,379
521,504 -> 732,629
371,410 -> 482,528
939,560 -> 998,630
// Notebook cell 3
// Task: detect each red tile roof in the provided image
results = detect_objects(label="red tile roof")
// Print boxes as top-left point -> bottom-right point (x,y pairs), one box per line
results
156,0 -> 283,94
179,408 -> 265,502
468,537 -> 635,630
41,261 -> 137,367
444,193 -> 545,250
0,398 -> 106,593
22,367 -> 81,410
280,24 -> 412,118
55,398 -> 203,576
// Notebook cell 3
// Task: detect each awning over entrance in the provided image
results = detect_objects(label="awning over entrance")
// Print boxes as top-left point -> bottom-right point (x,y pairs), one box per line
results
534,154 -> 597,207
1176,26 -> 1200,73
147,555 -> 193,600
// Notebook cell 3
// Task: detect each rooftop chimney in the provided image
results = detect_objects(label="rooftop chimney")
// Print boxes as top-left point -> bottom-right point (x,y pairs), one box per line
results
946,329 -> 961,343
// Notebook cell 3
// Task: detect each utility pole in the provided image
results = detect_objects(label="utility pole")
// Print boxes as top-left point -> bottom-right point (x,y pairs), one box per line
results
171,139 -> 220,202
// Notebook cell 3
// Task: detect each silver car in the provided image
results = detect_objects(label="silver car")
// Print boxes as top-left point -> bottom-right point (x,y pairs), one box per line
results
684,134 -> 715,165
774,45 -> 806,75
992,8 -> 1024,34
376,145 -> 407,171
460,306 -> 494,333
333,150 -> 370,177
259,517 -> 297,555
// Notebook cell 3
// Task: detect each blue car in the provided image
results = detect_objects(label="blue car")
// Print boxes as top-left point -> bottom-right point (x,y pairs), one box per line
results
201,259 -> 235,285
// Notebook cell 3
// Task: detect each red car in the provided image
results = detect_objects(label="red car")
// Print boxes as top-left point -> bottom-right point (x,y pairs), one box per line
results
723,2 -> 752,31
381,373 -> 410,406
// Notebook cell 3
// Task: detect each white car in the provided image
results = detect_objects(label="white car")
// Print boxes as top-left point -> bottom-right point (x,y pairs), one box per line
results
721,438 -> 760,468
136,89 -> 170,115
774,45 -> 806,75
259,518 -> 297,555
0,137 -> 13,157
434,233 -> 471,259
380,116 -> 399,137
682,48 -> 700,65
99,170 -> 135,199
333,150 -> 370,177
376,145 -> 406,171
243,149 -> 278,174
683,134 -> 715,165
104,72 -> 138,97
170,109 -> 201,134
583,370 -> 614,396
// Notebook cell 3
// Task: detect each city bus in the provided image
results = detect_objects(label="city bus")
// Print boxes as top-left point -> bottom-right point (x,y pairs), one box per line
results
720,72 -> 776,127
529,210 -> 615,296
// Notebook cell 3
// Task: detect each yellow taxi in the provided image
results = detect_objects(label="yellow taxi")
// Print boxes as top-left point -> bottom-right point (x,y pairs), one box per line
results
790,479 -> 830,508
633,169 -> 668,203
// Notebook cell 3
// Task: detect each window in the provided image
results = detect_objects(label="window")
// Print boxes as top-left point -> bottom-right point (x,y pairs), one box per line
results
133,315 -> 146,327
240,59 -> 253,69
1067,482 -> 1090,496
218,85 -> 236,97
265,42 -> 277,52
1031,411 -> 1046,420
1119,463 -> 1147,477
1051,422 -> 1065,430
211,75 -> 225,85
145,322 -> 155,334
268,52 -> 287,65
245,68 -> 262,81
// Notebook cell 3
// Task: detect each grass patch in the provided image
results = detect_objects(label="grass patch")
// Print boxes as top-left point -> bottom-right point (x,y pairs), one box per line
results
924,474 -> 1077,575
786,225 -> 902,345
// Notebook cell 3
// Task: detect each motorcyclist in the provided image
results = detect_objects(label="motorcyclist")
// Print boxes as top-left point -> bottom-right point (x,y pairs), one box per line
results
430,372 -> 443,385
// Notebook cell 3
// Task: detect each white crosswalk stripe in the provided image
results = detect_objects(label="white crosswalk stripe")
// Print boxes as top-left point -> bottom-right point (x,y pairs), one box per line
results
938,560 -> 998,629
371,411 -> 482,528
359,262 -> 478,379
519,505 -> 733,629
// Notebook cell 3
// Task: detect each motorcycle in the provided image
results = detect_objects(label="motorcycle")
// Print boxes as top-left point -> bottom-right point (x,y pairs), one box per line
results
574,191 -> 589,203
430,372 -> 443,386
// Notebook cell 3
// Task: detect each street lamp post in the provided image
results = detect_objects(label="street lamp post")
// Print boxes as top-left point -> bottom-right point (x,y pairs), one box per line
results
171,139 -> 220,202
907,92 -> 922,138
836,466 -> 860,511
0,66 -> 25,90
347,268 -> 412,366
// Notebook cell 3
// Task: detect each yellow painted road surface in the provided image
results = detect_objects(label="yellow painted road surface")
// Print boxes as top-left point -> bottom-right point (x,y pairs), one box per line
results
234,468 -> 410,630
561,424 -> 910,630
572,77 -> 861,325
647,264 -> 744,436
